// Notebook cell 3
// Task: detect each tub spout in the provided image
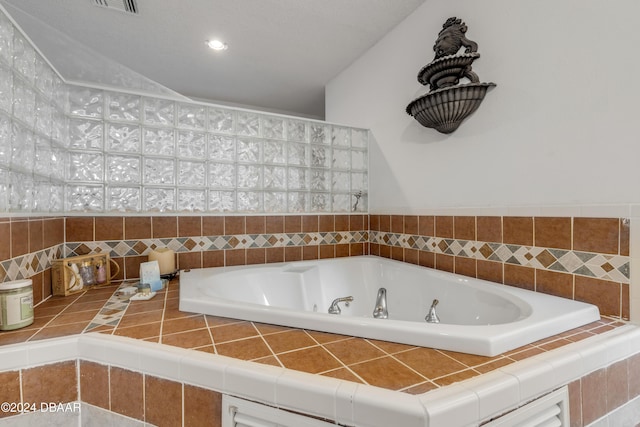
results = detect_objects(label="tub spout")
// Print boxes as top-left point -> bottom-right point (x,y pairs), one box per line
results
328,296 -> 353,314
372,287 -> 388,319
425,299 -> 440,323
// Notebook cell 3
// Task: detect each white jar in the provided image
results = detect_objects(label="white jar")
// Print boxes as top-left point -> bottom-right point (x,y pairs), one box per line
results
0,279 -> 34,331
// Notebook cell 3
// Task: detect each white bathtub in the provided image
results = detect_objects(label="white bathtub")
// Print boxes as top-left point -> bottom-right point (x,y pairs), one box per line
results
179,256 -> 600,356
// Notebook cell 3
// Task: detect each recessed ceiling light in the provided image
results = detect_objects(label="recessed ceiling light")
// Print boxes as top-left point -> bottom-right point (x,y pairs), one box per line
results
206,40 -> 228,51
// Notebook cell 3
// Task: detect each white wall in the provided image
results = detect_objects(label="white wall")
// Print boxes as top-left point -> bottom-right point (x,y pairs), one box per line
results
326,0 -> 640,214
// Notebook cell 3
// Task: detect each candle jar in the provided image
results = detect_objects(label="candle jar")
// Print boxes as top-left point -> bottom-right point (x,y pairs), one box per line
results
79,261 -> 97,286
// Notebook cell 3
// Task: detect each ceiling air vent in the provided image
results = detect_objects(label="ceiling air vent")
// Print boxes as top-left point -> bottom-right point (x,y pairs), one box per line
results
93,0 -> 138,14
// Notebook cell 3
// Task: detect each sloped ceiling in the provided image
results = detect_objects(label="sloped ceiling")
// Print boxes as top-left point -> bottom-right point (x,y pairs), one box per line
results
1,0 -> 425,118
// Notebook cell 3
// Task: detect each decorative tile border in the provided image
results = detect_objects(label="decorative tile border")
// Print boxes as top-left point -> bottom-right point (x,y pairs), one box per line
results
371,231 -> 630,284
64,231 -> 369,258
0,245 -> 63,283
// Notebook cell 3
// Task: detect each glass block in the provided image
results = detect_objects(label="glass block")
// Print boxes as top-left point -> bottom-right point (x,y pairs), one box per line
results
0,112 -> 10,166
265,192 -> 286,213
33,180 -> 50,212
352,129 -> 368,148
143,128 -> 175,156
0,11 -> 13,66
208,163 -> 235,188
177,131 -> 206,158
49,183 -> 64,212
107,92 -> 141,122
0,167 -> 7,212
310,124 -> 330,144
310,193 -> 330,212
51,74 -> 66,111
12,33 -> 35,83
208,135 -> 235,161
351,149 -> 367,170
332,148 -> 351,170
51,111 -> 67,145
177,103 -> 206,129
237,138 -> 261,163
106,155 -> 141,184
177,189 -> 206,212
208,107 -> 234,133
143,157 -> 175,185
287,120 -> 307,142
237,165 -> 262,189
66,184 -> 104,212
34,135 -> 52,176
11,121 -> 34,172
287,167 -> 309,190
34,55 -> 54,99
237,191 -> 262,212
351,172 -> 368,192
50,147 -> 66,181
68,151 -> 103,182
263,140 -> 286,164
0,64 -> 12,113
208,190 -> 235,212
68,86 -> 103,118
178,160 -> 205,187
311,145 -> 330,168
35,97 -> 52,137
10,171 -> 33,211
237,112 -> 260,137
12,76 -> 36,126
143,187 -> 175,212
310,169 -> 330,191
143,97 -> 175,126
261,116 -> 285,140
107,123 -> 140,153
332,171 -> 350,192
287,192 -> 308,213
264,165 -> 286,189
288,142 -> 308,166
332,194 -> 351,212
332,126 -> 351,146
69,118 -> 103,150
107,186 -> 141,212
352,192 -> 367,213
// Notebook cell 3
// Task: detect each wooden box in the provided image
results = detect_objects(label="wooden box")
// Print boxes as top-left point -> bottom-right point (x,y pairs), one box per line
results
51,253 -> 120,296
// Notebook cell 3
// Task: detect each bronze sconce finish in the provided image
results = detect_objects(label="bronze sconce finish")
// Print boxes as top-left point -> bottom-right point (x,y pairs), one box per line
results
406,17 -> 495,134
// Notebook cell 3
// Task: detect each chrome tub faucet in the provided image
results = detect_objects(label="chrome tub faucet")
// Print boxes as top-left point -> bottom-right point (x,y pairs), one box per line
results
372,287 -> 388,319
328,296 -> 354,314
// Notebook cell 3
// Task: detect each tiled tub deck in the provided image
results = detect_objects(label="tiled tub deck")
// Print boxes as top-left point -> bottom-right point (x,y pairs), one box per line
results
0,279 -> 625,394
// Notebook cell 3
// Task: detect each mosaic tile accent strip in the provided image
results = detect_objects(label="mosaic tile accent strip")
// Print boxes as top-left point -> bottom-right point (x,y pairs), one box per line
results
371,231 -> 630,284
0,245 -> 63,283
64,231 -> 369,258
84,283 -> 133,332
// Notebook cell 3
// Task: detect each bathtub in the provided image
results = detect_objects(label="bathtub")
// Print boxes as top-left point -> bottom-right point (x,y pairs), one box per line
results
179,256 -> 600,356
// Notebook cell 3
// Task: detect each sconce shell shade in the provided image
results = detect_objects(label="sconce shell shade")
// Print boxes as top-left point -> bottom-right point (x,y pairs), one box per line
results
406,17 -> 495,134
406,82 -> 495,134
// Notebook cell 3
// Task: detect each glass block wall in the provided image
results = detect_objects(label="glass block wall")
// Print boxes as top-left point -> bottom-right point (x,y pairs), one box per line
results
0,8 -> 369,214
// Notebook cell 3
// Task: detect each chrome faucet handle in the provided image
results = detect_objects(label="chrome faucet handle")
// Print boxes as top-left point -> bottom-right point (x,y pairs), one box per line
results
425,299 -> 440,323
328,296 -> 354,314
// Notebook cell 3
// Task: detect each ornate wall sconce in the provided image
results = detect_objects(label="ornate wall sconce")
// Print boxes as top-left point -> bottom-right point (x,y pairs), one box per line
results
406,17 -> 496,134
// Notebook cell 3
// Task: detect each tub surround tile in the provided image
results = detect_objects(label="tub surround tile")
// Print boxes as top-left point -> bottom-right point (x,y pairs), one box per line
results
95,217 -> 124,241
535,217 -> 571,250
503,216 -> 533,246
23,360 -> 77,405
574,217 -> 620,254
145,375 -> 183,427
110,366 -> 144,420
184,384 -> 222,427
124,217 -> 151,240
435,216 -> 453,238
80,360 -> 109,410
0,371 -> 20,418
152,216 -> 177,238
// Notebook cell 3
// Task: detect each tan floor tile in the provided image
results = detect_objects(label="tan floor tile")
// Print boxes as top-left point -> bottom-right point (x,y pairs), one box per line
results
367,339 -> 417,354
118,310 -> 164,328
63,299 -> 109,314
403,381 -> 439,395
262,330 -> 316,354
350,357 -> 425,390
305,330 -> 351,344
321,368 -> 364,384
114,322 -> 162,340
393,348 -> 467,379
210,322 -> 258,343
253,356 -> 282,367
162,329 -> 213,349
48,309 -> 100,327
0,329 -> 37,345
278,346 -> 343,374
205,316 -> 245,327
216,337 -> 273,360
323,338 -> 386,365
161,315 -> 207,335
433,369 -> 480,387
474,357 -> 514,374
254,322 -> 292,335
29,323 -> 87,341
436,350 -> 495,368
126,299 -> 166,314
508,347 -> 545,361
539,338 -> 572,352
